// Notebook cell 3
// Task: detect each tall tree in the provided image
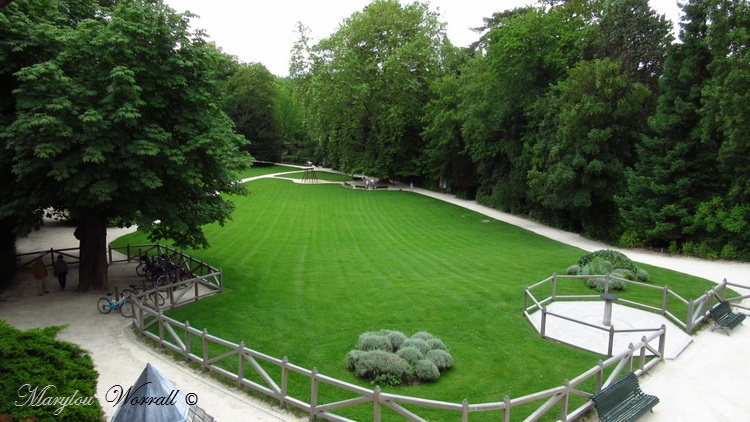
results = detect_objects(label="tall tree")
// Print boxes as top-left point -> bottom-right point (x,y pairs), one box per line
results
0,0 -> 104,288
421,68 -> 478,197
527,59 -> 652,238
2,0 -> 249,291
586,0 -> 672,89
223,63 -> 283,162
292,0 -> 448,178
461,5 -> 587,212
617,0 -> 716,248
691,0 -> 750,257
273,77 -> 311,162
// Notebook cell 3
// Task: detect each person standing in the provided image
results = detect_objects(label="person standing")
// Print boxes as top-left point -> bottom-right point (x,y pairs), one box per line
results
32,253 -> 50,296
53,255 -> 69,290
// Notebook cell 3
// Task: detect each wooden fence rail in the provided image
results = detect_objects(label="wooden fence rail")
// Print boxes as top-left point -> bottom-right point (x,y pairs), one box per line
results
129,291 -> 667,421
18,246 -> 749,420
524,274 -> 747,335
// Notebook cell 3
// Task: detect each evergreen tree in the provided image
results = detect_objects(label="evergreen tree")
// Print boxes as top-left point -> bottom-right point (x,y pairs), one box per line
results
617,0 -> 716,248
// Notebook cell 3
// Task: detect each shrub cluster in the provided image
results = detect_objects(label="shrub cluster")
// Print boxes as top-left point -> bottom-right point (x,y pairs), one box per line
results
347,330 -> 453,386
0,320 -> 103,421
566,250 -> 650,292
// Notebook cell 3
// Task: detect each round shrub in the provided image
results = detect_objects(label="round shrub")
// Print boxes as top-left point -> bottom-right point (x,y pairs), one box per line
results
580,258 -> 613,275
586,276 -> 626,292
383,330 -> 407,350
577,250 -> 638,274
414,359 -> 440,382
566,264 -> 580,275
401,338 -> 430,355
425,349 -> 454,371
347,330 -> 452,385
610,268 -> 635,281
357,332 -> 391,351
411,331 -> 434,341
346,350 -> 366,371
636,269 -> 650,282
427,338 -> 448,351
352,350 -> 409,380
396,346 -> 423,365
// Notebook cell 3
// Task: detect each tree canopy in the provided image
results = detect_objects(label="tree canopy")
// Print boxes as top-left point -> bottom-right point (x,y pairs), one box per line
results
289,0 -> 749,260
1,0 -> 249,290
223,62 -> 283,162
292,0 -> 450,178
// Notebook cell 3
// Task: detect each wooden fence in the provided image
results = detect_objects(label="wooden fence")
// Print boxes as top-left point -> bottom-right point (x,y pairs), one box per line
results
16,244 -> 223,306
524,274 -> 750,337
129,292 -> 667,421
109,243 -> 223,290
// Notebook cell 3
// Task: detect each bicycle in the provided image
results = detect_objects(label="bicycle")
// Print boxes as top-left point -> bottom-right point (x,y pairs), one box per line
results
97,293 -> 133,317
121,283 -> 165,306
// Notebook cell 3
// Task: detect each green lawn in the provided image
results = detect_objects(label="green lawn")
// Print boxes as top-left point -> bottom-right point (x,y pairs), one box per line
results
113,178 -> 715,420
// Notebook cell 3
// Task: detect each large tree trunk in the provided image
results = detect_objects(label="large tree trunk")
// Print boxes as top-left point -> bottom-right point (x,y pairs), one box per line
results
77,209 -> 108,292
0,220 -> 17,290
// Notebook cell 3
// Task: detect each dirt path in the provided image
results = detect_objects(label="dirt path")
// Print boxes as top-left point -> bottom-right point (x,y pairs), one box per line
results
2,220 -> 295,422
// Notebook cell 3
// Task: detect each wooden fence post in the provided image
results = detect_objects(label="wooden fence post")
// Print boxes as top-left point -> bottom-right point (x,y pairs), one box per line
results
184,321 -> 191,362
373,386 -> 381,422
461,398 -> 469,422
523,287 -> 528,312
280,357 -> 289,409
561,380 -> 570,421
551,273 -> 557,300
604,274 -> 611,294
662,285 -> 669,316
627,343 -> 635,372
158,313 -> 165,348
607,325 -> 615,357
658,325 -> 666,359
639,336 -> 647,371
541,307 -> 547,338
503,395 -> 511,422
595,360 -> 604,392
237,342 -> 245,389
310,368 -> 318,421
202,328 -> 209,372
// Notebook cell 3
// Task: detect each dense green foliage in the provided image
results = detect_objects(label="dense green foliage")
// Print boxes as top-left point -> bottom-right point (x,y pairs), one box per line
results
567,249 -> 650,291
0,320 -> 103,421
292,0 -> 450,178
347,330 -> 453,385
222,63 -> 283,161
289,0 -> 749,260
1,0 -> 249,290
114,178 -> 716,421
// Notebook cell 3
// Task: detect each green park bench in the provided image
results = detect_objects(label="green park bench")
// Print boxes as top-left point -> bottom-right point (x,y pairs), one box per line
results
591,372 -> 659,422
708,301 -> 746,335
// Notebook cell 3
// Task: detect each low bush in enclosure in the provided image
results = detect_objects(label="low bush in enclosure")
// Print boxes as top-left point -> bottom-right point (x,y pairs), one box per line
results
347,330 -> 453,385
567,249 -> 650,291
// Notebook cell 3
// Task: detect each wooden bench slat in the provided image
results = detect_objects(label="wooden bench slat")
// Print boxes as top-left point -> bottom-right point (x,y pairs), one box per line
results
592,372 -> 659,422
709,301 -> 746,335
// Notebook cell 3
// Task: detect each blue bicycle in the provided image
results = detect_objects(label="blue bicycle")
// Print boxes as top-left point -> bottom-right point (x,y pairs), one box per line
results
97,293 -> 133,317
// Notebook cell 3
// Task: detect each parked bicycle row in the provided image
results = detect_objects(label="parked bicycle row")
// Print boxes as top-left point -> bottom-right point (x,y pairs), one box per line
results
136,254 -> 197,285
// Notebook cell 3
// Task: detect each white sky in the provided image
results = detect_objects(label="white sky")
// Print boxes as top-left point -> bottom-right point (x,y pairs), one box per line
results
162,0 -> 683,77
